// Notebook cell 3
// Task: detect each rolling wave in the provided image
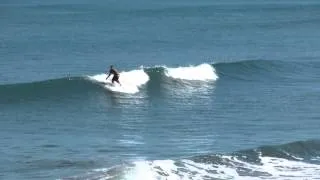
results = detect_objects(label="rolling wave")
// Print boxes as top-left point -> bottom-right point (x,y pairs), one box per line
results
0,77 -> 96,104
0,63 -> 218,103
61,139 -> 320,180
1,60 -> 317,103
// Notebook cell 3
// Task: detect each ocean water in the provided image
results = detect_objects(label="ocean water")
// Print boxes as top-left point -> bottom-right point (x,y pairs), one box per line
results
1,0 -> 320,179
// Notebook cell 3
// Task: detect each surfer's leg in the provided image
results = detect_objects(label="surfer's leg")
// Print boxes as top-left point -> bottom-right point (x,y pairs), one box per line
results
113,76 -> 121,86
112,76 -> 120,85
111,76 -> 115,84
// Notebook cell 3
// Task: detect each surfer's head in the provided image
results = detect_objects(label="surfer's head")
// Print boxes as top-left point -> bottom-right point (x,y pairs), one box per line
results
110,65 -> 113,69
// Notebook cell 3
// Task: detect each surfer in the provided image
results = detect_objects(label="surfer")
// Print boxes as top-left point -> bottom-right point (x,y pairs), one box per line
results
106,65 -> 121,86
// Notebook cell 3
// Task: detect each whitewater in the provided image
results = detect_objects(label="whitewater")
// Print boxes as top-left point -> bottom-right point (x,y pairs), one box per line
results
60,140 -> 320,180
87,64 -> 218,94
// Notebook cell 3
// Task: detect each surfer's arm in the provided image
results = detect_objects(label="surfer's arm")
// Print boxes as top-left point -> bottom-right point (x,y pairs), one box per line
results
106,73 -> 111,80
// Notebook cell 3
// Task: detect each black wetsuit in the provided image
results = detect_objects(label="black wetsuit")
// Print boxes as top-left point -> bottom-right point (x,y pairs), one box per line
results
110,69 -> 119,83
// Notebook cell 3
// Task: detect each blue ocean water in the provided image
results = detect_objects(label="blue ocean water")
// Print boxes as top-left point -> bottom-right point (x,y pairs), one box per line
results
1,0 -> 320,179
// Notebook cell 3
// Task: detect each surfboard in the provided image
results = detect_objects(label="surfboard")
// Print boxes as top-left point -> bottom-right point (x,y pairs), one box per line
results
100,81 -> 138,94
100,81 -> 116,86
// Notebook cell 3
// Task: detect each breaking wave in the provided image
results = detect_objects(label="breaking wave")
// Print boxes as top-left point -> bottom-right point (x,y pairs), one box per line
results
0,63 -> 218,103
60,140 -> 320,180
1,60 -> 317,103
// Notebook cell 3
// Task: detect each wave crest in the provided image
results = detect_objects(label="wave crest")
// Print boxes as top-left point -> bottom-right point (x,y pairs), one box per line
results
164,64 -> 218,81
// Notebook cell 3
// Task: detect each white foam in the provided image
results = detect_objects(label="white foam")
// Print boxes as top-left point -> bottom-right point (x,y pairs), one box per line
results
258,156 -> 320,179
311,156 -> 320,161
60,154 -> 320,180
124,160 -> 180,180
120,155 -> 320,180
164,64 -> 218,81
87,69 -> 149,94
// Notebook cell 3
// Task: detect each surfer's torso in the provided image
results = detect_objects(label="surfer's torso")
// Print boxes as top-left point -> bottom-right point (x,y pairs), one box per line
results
109,69 -> 119,77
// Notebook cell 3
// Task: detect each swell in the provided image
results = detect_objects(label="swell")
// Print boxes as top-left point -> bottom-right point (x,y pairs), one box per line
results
215,59 -> 320,82
214,59 -> 284,81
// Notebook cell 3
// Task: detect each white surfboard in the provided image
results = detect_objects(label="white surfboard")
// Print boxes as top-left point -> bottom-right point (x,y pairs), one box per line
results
101,81 -> 139,94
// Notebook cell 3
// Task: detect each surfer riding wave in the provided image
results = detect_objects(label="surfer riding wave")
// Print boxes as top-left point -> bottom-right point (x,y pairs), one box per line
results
106,65 -> 121,86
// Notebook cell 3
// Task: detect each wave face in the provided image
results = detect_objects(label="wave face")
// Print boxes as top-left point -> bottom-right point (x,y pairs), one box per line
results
61,140 -> 320,180
0,63 -> 218,102
0,77 -> 94,104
